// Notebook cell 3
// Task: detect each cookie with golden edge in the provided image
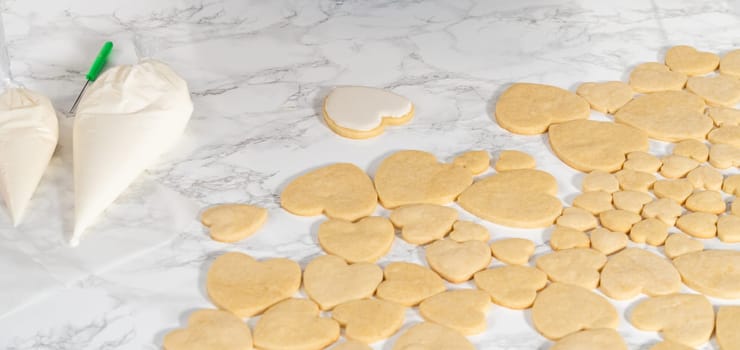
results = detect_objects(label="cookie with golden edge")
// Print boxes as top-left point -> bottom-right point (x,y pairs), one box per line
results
599,248 -> 681,299
549,119 -> 649,172
717,306 -> 740,350
495,83 -> 590,135
332,299 -> 405,343
550,329 -> 628,350
206,252 -> 301,317
391,322 -> 475,350
489,238 -> 535,265
623,151 -> 662,173
281,163 -> 377,221
614,169 -> 656,192
576,81 -> 634,113
200,204 -> 268,243
628,62 -> 687,93
536,248 -> 606,289
573,191 -> 614,215
665,45 -> 719,75
452,150 -> 490,175
448,220 -> 490,242
549,226 -> 590,250
425,239 -> 491,283
630,293 -> 714,347
599,209 -> 641,233
582,170 -> 620,193
474,265 -> 547,309
673,139 -> 709,161
685,190 -> 726,214
418,289 -> 491,335
675,212 -> 717,239
253,298 -> 339,350
318,217 -> 395,263
589,227 -> 627,255
687,75 -> 740,107
708,125 -> 740,148
686,166 -> 722,191
532,283 -> 618,340
494,150 -> 536,171
674,250 -> 740,298
664,233 -> 703,259
303,255 -> 383,310
322,86 -> 414,139
163,309 -> 253,350
659,155 -> 699,179
630,218 -> 669,246
389,203 -> 457,245
612,190 -> 652,213
376,262 -> 446,307
718,215 -> 740,243
374,150 -> 472,208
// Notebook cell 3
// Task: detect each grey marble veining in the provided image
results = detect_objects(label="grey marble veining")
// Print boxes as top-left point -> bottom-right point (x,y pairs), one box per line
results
1,0 -> 739,349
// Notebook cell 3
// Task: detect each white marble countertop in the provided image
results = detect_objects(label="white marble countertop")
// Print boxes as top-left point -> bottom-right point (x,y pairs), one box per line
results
1,0 -> 740,349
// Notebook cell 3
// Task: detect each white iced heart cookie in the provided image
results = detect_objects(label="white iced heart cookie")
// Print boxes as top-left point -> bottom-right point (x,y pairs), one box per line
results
323,86 -> 414,139
73,59 -> 193,245
0,88 -> 58,226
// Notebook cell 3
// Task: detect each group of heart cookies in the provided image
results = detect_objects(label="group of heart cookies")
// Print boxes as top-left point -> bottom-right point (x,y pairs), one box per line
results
164,45 -> 740,350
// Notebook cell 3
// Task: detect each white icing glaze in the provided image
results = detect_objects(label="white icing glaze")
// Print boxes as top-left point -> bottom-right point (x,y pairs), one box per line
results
72,59 -> 193,245
0,88 -> 58,225
324,86 -> 412,131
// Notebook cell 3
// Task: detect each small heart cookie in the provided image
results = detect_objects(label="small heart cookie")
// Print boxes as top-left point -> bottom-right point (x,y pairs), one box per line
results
718,214 -> 740,243
389,204 -> 458,245
642,198 -> 684,226
391,322 -> 475,350
452,150 -> 490,175
376,262 -> 446,306
535,248 -> 607,289
207,252 -> 301,317
709,125 -> 740,148
489,238 -> 535,265
709,143 -> 740,169
687,75 -> 740,107
629,218 -> 669,246
318,217 -> 394,263
474,265 -> 547,309
614,169 -> 656,192
599,209 -> 641,233
573,191 -> 614,215
576,81 -> 634,113
332,298 -> 405,343
448,220 -> 490,242
582,170 -> 620,193
374,150 -> 472,209
675,212 -> 717,239
599,248 -> 681,300
628,62 -> 687,93
495,83 -> 590,135
323,86 -> 414,139
724,174 -> 740,195
549,226 -> 590,251
281,163 -> 377,221
494,150 -> 536,171
163,309 -> 253,350
708,106 -> 740,126
630,293 -> 714,347
253,298 -> 339,350
201,204 -> 268,243
303,255 -> 383,310
673,139 -> 709,162
659,155 -> 698,179
686,166 -> 722,190
612,190 -> 652,213
720,49 -> 740,77
556,207 -> 598,232
589,227 -> 628,255
623,151 -> 662,173
665,45 -> 720,75
425,239 -> 491,283
653,179 -> 694,204
419,289 -> 491,335
663,233 -> 703,259
532,283 -> 618,340
550,329 -> 628,350
685,190 -> 726,214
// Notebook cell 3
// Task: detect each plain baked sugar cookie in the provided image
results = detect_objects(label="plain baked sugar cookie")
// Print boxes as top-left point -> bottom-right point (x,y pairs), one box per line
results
673,250 -> 740,298
389,204 -> 457,245
474,265 -> 547,309
582,170 -> 620,193
418,289 -> 491,335
489,238 -> 535,265
425,239 -> 491,283
375,262 -> 445,306
448,220 -> 490,242
720,49 -> 740,77
303,255 -> 383,310
630,293 -> 714,347
332,298 -> 405,343
494,150 -> 536,171
494,83 -> 590,135
200,203 -> 268,243
576,81 -> 634,113
318,216 -> 395,263
532,283 -> 618,340
663,233 -> 703,259
323,86 -> 414,139
599,248 -> 681,299
550,329 -> 628,350
664,45 -> 720,75
687,75 -> 740,107
628,62 -> 687,93
589,227 -> 628,255
717,306 -> 740,350
535,248 -> 606,289
452,150 -> 490,175
163,309 -> 253,350
708,106 -> 740,127
673,139 -> 709,162
391,322 -> 474,350
253,298 -> 339,350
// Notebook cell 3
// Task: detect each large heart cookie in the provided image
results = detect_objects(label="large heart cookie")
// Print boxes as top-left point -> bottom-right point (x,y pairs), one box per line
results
391,322 -> 475,350
303,255 -> 383,310
532,283 -> 618,340
323,86 -> 414,139
630,294 -> 714,347
474,265 -> 547,309
389,204 -> 458,245
576,81 -> 634,113
673,250 -> 740,298
332,298 -> 405,343
535,248 -> 607,289
687,75 -> 740,107
495,83 -> 590,135
425,239 -> 491,283
374,150 -> 472,208
253,298 -> 339,350
665,45 -> 720,75
419,289 -> 491,335
206,252 -> 301,317
375,262 -> 446,306
201,204 -> 268,243
549,119 -> 649,172
599,248 -> 681,300
318,216 -> 394,263
614,91 -> 712,141
163,309 -> 252,350
550,329 -> 628,350
281,163 -> 377,221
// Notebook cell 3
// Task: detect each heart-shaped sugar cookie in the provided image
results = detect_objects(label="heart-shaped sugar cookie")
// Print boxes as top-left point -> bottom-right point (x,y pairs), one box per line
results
673,250 -> 740,298
333,340 -> 372,350
629,218 -> 669,246
624,151 -> 663,173
494,83 -> 590,135
448,220 -> 490,242
724,174 -> 740,195
599,248 -> 681,300
206,252 -> 301,317
674,139 -> 709,162
253,298 -> 339,350
303,255 -> 383,310
550,329 -> 628,350
630,294 -> 714,347
708,107 -> 740,126
201,204 -> 268,243
374,150 -> 473,208
675,212 -> 717,238
323,86 -> 414,139
549,226 -> 590,250
720,49 -> 740,77
642,198 -> 684,226
281,163 -> 377,221
474,265 -> 547,309
452,150 -> 490,175
589,227 -> 628,255
163,309 -> 252,350
532,283 -> 619,340
664,233 -> 703,259
391,322 -> 475,350
653,179 -> 694,204
332,298 -> 405,343
614,169 -> 656,192
628,62 -> 687,93
717,306 -> 740,350
660,155 -> 699,179
576,81 -> 634,113
687,166 -> 722,190
318,217 -> 394,263
582,171 -> 620,193
687,75 -> 740,107
489,238 -> 535,265
536,248 -> 607,289
612,190 -> 652,213
556,207 -> 598,231
665,45 -> 720,75
376,262 -> 446,306
425,239 -> 492,283
389,204 -> 458,245
709,143 -> 740,169
494,150 -> 536,171
718,214 -> 740,243
419,289 -> 491,335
